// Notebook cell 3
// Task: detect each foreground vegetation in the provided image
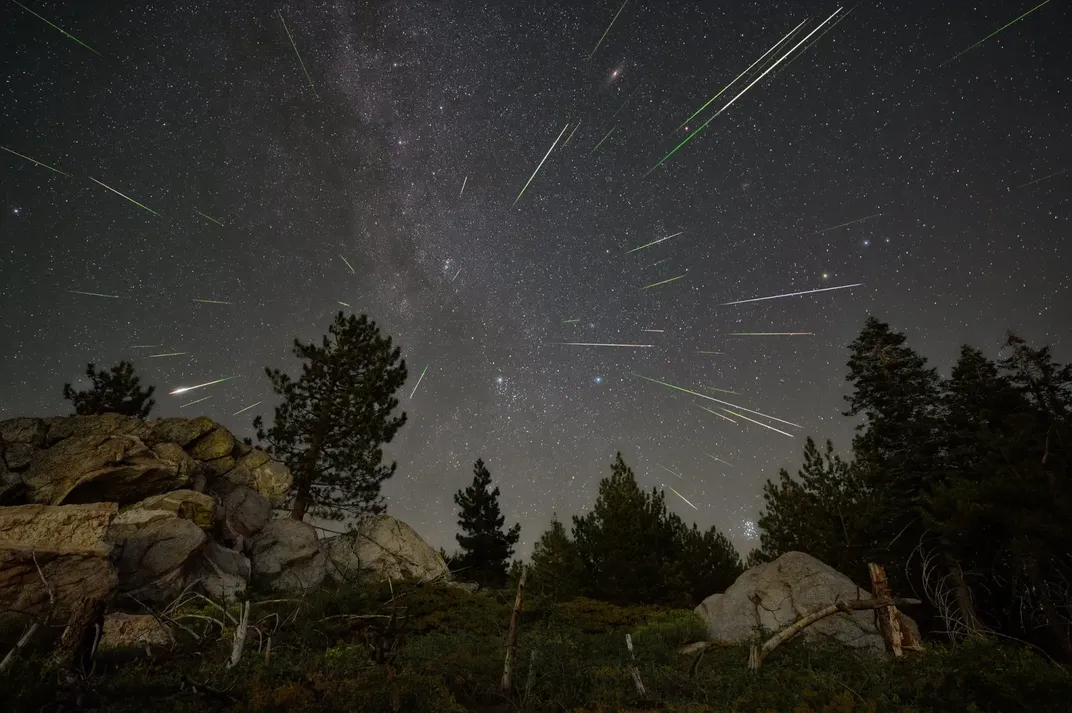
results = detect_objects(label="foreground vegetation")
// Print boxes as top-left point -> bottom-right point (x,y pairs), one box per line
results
4,580 -> 1071,713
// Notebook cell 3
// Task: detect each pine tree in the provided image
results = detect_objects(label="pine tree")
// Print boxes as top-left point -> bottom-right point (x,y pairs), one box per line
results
680,523 -> 743,602
254,312 -> 407,521
453,459 -> 521,588
62,361 -> 155,418
529,515 -> 583,600
755,437 -> 866,579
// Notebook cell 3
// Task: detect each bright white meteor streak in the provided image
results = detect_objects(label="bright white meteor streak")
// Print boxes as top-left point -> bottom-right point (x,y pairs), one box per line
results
554,342 -> 655,348
625,231 -> 684,254
721,407 -> 794,437
633,373 -> 802,429
656,463 -> 683,479
88,177 -> 162,217
698,404 -> 737,424
169,376 -> 237,396
459,176 -> 467,197
664,483 -> 699,511
179,396 -> 212,409
705,453 -> 735,467
514,123 -> 570,206
232,401 -> 263,416
410,364 -> 430,399
721,283 -> 862,306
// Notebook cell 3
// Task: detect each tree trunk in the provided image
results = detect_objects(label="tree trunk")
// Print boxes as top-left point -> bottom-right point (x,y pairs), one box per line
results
290,381 -> 337,520
501,564 -> 527,694
868,563 -> 903,657
52,597 -> 106,673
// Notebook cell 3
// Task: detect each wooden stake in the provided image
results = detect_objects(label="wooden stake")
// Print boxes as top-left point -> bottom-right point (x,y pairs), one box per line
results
227,601 -> 251,669
625,633 -> 647,696
868,562 -> 903,657
501,564 -> 527,693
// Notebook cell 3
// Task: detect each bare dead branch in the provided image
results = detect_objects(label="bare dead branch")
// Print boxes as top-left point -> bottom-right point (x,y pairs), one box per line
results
501,564 -> 527,694
0,622 -> 40,674
625,633 -> 646,696
227,601 -> 251,669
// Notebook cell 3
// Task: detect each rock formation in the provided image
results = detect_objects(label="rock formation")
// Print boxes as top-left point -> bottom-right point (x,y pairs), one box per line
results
0,413 -> 449,627
694,551 -> 919,654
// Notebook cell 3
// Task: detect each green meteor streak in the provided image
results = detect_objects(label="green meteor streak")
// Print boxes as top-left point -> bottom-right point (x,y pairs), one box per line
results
631,372 -> 802,428
588,0 -> 628,59
640,274 -> 685,290
562,121 -> 582,147
675,18 -> 809,133
89,177 -> 161,217
279,10 -> 318,98
1,146 -> 72,176
720,407 -> 794,437
646,7 -> 843,177
12,0 -> 102,56
590,126 -> 616,154
194,210 -> 224,226
340,255 -> 356,274
179,396 -> 212,409
941,0 -> 1052,67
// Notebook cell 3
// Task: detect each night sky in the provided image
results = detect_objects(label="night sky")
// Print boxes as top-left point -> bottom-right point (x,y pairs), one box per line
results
2,1 -> 1068,557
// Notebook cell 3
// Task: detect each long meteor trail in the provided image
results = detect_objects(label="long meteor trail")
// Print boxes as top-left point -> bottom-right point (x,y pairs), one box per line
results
815,212 -> 882,234
562,121 -> 582,147
625,231 -> 683,254
554,342 -> 654,348
698,404 -> 737,424
459,176 -> 467,197
410,364 -> 430,399
721,283 -> 862,306
514,123 -> 569,206
676,18 -> 809,133
89,177 -> 161,217
632,373 -> 802,429
1017,168 -> 1066,189
588,0 -> 628,59
721,407 -> 794,437
69,290 -> 121,299
705,453 -> 735,467
656,464 -> 684,480
146,352 -> 188,358
647,7 -> 843,176
942,0 -> 1052,67
2,146 -> 72,176
193,298 -> 233,305
179,396 -> 212,409
169,376 -> 237,396
641,274 -> 685,290
232,401 -> 263,416
12,0 -> 102,56
590,125 -> 617,154
340,255 -> 356,274
664,483 -> 699,511
279,10 -> 318,98
194,210 -> 224,226
729,332 -> 814,336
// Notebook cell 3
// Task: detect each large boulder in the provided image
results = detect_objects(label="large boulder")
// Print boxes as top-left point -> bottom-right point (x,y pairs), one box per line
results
694,551 -> 916,654
217,485 -> 271,544
223,452 -> 292,507
3,442 -> 39,471
325,514 -> 450,584
147,417 -> 216,447
189,426 -> 235,461
108,515 -> 206,604
23,435 -> 190,505
0,502 -> 120,620
45,414 -> 152,445
124,489 -> 216,530
0,417 -> 48,446
250,519 -> 326,593
190,541 -> 251,601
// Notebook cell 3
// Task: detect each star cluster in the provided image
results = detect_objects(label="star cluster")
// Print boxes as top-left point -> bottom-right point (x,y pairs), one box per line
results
1,0 -> 1068,556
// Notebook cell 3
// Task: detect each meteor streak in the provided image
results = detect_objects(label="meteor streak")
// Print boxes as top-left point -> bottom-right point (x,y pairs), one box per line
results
232,401 -> 263,416
942,0 -> 1052,67
89,177 -> 161,217
193,298 -> 233,305
705,453 -> 735,467
647,7 -> 843,175
696,351 -> 724,355
554,342 -> 654,348
698,404 -> 737,424
625,231 -> 683,254
69,290 -> 121,299
451,268 -> 462,283
1,146 -> 72,176
562,121 -> 582,147
590,125 -> 616,154
814,212 -> 882,234
657,464 -> 683,479
640,274 -> 685,290
643,329 -> 664,333
729,332 -> 814,336
169,376 -> 237,396
632,373 -> 802,428
721,407 -> 794,437
410,364 -> 430,399
194,210 -> 224,226
131,345 -> 161,349
11,0 -> 102,56
338,301 -> 351,307
279,10 -> 317,98
179,396 -> 212,409
588,0 -> 628,59
514,123 -> 570,206
707,386 -> 739,395
721,283 -> 862,306
563,319 -> 581,324
1017,168 -> 1066,189
676,18 -> 809,133
147,352 -> 188,358
340,255 -> 356,274
459,176 -> 467,197
664,483 -> 698,511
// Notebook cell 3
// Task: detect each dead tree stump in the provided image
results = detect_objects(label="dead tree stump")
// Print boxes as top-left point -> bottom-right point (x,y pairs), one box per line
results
52,596 -> 106,673
501,564 -> 527,694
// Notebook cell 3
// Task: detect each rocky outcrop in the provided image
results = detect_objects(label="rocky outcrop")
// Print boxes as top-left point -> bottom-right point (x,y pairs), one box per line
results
217,485 -> 271,544
108,515 -> 207,604
0,502 -> 120,621
694,551 -> 918,654
192,541 -> 251,601
124,490 -> 216,530
325,514 -> 450,584
250,519 -> 327,593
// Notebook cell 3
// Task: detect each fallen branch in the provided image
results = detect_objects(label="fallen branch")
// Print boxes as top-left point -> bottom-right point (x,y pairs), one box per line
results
625,633 -> 646,696
749,597 -> 921,670
226,601 -> 251,669
0,622 -> 40,674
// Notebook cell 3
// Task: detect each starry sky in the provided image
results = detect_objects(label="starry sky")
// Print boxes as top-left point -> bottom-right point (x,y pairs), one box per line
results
1,1 -> 1068,558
